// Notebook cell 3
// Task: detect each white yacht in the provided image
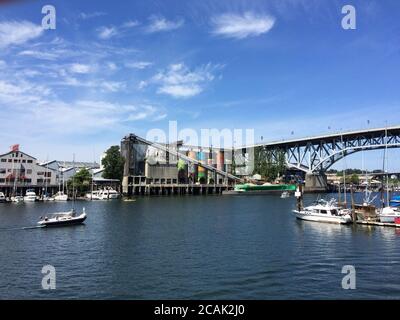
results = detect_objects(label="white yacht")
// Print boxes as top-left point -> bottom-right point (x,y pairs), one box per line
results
378,207 -> 400,223
293,199 -> 352,224
54,191 -> 68,201
23,189 -> 37,202
0,192 -> 6,203
100,188 -> 120,199
85,190 -> 102,200
86,188 -> 120,200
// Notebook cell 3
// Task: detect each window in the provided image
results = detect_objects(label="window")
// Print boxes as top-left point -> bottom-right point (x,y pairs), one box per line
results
0,169 -> 5,174
26,169 -> 32,174
37,172 -> 44,176
8,159 -> 12,162
22,160 -> 26,163
320,210 -> 327,214
1,159 -> 6,162
0,179 -> 4,183
27,160 -> 33,163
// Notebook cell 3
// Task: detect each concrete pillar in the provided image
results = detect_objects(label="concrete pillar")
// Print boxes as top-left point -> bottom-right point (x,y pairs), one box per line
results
304,172 -> 328,193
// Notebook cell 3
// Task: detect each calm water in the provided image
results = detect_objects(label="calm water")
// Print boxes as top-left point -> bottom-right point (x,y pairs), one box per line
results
0,193 -> 399,300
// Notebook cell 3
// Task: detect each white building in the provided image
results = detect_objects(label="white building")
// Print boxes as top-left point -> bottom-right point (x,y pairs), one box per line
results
0,149 -> 58,188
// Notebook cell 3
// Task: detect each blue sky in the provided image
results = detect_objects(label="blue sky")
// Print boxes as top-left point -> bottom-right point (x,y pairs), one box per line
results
0,0 -> 399,170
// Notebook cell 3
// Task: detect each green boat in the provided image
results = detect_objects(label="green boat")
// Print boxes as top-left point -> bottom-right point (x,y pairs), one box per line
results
223,183 -> 297,195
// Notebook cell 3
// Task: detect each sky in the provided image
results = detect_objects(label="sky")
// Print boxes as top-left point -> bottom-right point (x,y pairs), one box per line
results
0,0 -> 399,170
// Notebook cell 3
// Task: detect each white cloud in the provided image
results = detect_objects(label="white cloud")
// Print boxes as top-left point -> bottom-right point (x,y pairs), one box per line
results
0,60 -> 6,68
0,20 -> 43,48
97,26 -> 118,39
146,16 -> 184,33
70,63 -> 93,74
97,21 -> 139,40
107,62 -> 118,71
79,12 -> 106,20
18,50 -> 58,60
211,12 -> 275,39
126,61 -> 153,69
122,20 -> 140,28
158,84 -> 202,98
149,62 -> 221,98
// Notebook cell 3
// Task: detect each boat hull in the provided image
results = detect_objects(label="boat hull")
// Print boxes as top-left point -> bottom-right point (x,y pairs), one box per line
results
39,215 -> 86,227
293,211 -> 352,224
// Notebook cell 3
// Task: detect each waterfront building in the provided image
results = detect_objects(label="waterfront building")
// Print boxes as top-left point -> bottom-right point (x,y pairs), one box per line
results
0,146 -> 58,196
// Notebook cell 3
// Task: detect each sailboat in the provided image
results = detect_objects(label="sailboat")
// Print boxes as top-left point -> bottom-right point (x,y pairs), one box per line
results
54,165 -> 68,201
352,150 -> 379,221
10,162 -> 23,203
377,127 -> 400,223
38,155 -> 87,227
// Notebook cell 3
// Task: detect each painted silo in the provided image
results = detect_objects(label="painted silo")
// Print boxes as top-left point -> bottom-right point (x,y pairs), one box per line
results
217,151 -> 225,171
188,151 -> 198,183
197,151 -> 207,184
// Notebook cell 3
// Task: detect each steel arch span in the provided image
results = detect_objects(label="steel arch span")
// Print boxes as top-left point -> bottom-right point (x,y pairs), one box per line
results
249,126 -> 400,174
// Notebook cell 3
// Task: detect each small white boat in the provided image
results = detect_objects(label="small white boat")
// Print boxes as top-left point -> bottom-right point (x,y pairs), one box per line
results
86,188 -> 120,200
281,191 -> 290,198
378,207 -> 400,223
11,195 -> 24,203
38,208 -> 87,227
100,188 -> 120,199
54,191 -> 68,201
85,190 -> 102,200
23,189 -> 37,202
293,199 -> 352,224
0,192 -> 6,203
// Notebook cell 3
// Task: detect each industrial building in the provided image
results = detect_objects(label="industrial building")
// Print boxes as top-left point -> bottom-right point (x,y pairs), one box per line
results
120,134 -> 253,196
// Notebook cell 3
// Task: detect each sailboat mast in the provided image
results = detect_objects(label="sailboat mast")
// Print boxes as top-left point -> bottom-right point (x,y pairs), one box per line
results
385,126 -> 389,207
341,134 -> 347,208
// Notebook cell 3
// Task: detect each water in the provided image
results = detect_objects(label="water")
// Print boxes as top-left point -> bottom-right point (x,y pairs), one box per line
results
0,193 -> 399,299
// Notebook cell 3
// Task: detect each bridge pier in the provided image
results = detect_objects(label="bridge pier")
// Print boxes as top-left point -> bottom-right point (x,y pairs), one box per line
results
304,173 -> 328,193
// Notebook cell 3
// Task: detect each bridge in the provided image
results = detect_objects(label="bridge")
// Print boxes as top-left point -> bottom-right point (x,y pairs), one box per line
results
248,125 -> 400,174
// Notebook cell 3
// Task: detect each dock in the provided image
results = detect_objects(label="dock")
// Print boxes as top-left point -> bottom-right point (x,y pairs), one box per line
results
356,220 -> 400,228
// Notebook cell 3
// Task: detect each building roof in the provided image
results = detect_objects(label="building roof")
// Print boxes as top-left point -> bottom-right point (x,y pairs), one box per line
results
0,150 -> 37,160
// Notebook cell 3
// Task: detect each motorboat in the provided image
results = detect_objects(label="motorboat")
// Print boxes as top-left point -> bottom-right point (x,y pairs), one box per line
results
23,189 -> 37,202
281,191 -> 290,198
85,190 -> 102,200
378,206 -> 400,223
11,195 -> 24,203
0,192 -> 6,203
54,191 -> 68,201
38,208 -> 87,227
42,194 -> 55,201
86,188 -> 120,200
100,188 -> 120,199
293,199 -> 352,224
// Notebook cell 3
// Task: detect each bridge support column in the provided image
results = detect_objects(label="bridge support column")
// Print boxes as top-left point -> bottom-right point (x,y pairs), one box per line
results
304,172 -> 328,193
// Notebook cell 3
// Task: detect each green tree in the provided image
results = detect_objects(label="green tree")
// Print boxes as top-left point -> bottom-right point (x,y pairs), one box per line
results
253,147 -> 286,181
67,168 -> 91,196
102,145 -> 125,181
350,174 -> 359,185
